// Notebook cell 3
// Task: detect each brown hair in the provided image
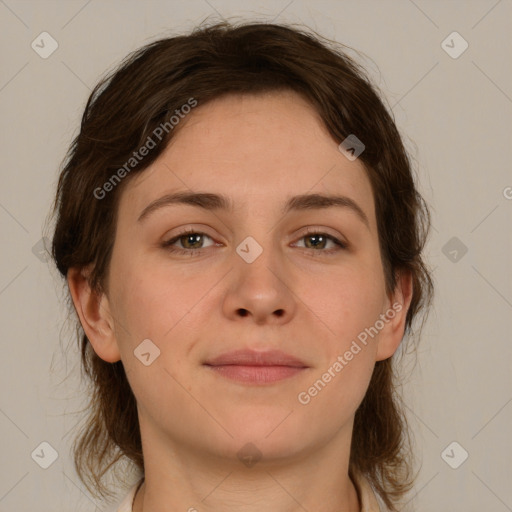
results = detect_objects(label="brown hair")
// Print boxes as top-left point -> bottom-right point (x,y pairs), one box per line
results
49,20 -> 433,510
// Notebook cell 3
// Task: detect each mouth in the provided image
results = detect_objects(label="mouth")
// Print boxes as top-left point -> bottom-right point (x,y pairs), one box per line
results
203,349 -> 309,385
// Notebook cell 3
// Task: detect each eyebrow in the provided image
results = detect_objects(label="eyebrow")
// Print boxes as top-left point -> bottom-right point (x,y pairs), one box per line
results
137,191 -> 370,229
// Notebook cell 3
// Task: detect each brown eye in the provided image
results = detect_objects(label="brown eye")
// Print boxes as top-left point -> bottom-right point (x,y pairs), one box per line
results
161,230 -> 215,256
176,233 -> 204,249
304,233 -> 328,249
293,230 -> 347,253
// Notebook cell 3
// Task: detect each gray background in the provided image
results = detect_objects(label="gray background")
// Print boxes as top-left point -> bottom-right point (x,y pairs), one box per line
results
0,1 -> 511,511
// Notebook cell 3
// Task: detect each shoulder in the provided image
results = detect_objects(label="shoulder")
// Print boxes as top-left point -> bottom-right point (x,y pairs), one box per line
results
116,478 -> 144,512
351,470 -> 390,512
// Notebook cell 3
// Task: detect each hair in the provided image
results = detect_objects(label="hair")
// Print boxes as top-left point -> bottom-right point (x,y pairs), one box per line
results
49,19 -> 434,511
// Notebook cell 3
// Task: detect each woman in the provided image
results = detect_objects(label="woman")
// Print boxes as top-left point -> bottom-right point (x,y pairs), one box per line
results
50,21 -> 434,512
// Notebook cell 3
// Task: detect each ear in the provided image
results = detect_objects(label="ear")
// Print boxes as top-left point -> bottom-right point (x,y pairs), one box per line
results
375,269 -> 414,361
67,266 -> 121,363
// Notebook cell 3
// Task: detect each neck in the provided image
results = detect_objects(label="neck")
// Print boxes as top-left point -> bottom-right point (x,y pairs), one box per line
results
131,421 -> 361,512
133,472 -> 360,512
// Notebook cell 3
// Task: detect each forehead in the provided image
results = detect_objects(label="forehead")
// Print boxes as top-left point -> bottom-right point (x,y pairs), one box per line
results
119,91 -> 376,229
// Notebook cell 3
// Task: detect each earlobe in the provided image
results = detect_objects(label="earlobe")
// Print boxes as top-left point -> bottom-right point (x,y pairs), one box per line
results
66,266 -> 121,363
375,270 -> 414,361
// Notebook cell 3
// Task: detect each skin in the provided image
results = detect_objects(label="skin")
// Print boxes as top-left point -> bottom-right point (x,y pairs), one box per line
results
68,91 -> 412,512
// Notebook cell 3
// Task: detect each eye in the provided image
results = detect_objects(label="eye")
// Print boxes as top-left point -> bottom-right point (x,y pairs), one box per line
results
292,228 -> 348,254
161,227 -> 348,257
161,229 -> 216,256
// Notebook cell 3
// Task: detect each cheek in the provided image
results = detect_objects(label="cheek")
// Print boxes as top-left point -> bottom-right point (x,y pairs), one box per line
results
299,259 -> 384,414
296,338 -> 376,441
297,261 -> 386,343
109,255 -> 206,341
109,263 -> 202,413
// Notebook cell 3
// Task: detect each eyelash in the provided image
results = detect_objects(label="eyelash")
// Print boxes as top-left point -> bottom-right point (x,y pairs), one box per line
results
161,227 -> 348,257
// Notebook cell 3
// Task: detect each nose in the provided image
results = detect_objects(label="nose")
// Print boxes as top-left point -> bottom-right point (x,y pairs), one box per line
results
222,244 -> 297,325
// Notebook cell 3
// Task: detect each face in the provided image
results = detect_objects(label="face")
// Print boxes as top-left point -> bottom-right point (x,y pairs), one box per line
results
76,91 -> 409,466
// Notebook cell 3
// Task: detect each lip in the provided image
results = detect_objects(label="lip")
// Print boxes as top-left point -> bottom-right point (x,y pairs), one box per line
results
203,349 -> 308,368
203,349 -> 309,385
